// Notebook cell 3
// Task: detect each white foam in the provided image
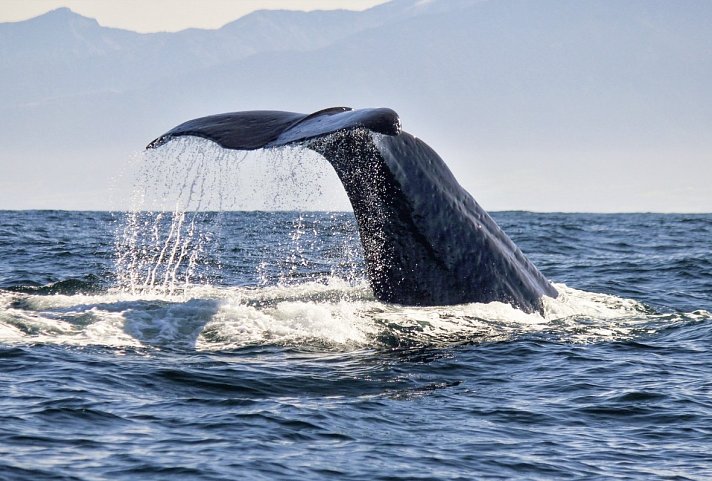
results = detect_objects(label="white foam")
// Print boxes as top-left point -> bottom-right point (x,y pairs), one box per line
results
0,321 -> 24,340
543,283 -> 650,320
199,297 -> 376,350
1,280 -> 701,350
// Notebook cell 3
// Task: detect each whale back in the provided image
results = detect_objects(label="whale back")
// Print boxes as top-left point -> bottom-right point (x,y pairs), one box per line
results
147,107 -> 557,313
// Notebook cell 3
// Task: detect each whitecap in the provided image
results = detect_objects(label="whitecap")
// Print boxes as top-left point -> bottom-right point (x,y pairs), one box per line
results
1,280 -> 704,350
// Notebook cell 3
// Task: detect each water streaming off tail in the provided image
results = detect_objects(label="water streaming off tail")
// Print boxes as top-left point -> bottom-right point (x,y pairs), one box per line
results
114,137 -> 353,294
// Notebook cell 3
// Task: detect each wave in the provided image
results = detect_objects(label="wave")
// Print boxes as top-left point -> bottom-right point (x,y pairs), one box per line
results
1,280 -> 708,351
3,275 -> 107,295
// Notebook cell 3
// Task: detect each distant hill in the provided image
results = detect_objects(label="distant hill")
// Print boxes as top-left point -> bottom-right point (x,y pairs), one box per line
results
1,0 -> 710,211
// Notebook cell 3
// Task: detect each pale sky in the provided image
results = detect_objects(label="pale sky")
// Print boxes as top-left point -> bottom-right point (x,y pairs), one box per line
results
1,0 -> 389,32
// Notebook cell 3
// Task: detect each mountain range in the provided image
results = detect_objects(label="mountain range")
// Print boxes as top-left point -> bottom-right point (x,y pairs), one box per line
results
1,0 -> 710,211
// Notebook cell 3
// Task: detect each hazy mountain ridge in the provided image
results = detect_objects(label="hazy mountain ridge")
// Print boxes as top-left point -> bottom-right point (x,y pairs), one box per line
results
1,0 -> 711,211
0,2 -> 434,106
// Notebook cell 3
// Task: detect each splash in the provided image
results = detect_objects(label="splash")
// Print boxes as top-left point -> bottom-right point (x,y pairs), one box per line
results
114,137 -> 351,295
1,283 -> 707,350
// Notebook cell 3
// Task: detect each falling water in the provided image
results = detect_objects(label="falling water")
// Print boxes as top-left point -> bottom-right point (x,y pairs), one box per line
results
114,137 -> 353,294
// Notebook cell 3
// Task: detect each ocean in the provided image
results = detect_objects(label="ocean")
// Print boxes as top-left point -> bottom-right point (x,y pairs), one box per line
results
1,208 -> 710,480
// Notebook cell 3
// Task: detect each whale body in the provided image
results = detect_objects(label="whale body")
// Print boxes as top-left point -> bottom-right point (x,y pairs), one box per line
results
148,107 -> 558,313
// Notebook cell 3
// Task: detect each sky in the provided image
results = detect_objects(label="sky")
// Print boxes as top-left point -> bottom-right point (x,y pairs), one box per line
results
1,0 -> 709,212
1,0 -> 389,32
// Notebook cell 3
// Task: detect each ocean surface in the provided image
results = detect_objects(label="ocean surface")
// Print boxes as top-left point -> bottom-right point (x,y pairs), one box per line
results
1,208 -> 711,480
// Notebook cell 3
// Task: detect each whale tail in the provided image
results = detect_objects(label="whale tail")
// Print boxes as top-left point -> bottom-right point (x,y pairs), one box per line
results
147,107 -> 557,313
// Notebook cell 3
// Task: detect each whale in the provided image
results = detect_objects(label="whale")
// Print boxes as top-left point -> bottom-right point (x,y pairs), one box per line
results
147,107 -> 558,313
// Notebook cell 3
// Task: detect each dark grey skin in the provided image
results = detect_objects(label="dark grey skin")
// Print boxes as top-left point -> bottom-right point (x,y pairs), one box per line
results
148,107 -> 558,313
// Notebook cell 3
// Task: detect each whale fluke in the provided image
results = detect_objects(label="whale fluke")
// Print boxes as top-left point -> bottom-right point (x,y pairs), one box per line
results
147,107 -> 401,150
147,107 -> 557,313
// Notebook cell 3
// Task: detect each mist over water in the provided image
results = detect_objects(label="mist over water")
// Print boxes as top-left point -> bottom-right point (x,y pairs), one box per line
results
1,139 -> 710,480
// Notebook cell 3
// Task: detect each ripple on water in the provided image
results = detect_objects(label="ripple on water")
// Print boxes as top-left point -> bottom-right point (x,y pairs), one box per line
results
1,211 -> 712,480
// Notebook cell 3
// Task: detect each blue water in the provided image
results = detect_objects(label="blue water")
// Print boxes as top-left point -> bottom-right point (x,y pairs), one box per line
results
1,210 -> 711,480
